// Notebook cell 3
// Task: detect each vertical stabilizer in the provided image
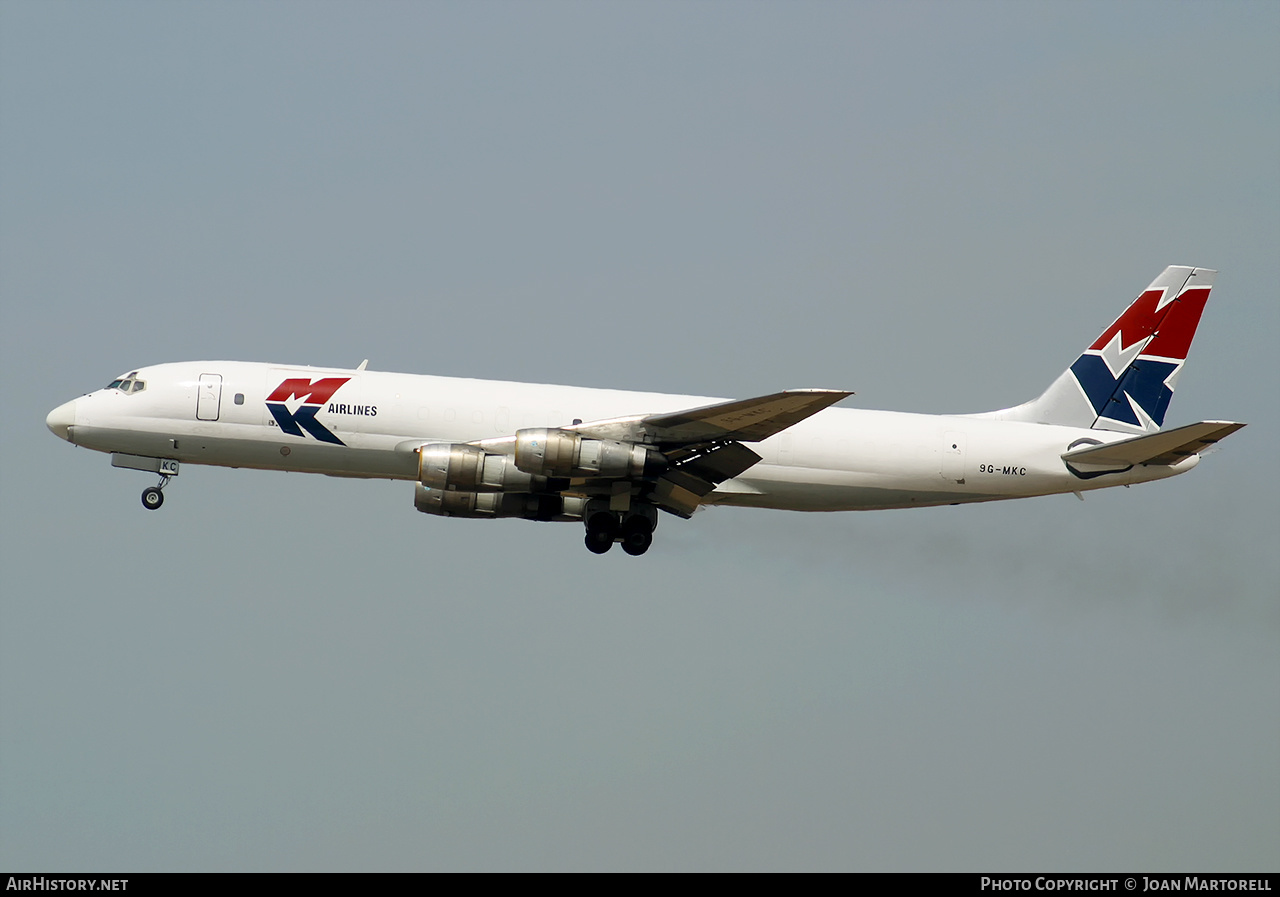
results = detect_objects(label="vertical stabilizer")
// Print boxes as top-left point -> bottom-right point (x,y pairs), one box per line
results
983,266 -> 1215,432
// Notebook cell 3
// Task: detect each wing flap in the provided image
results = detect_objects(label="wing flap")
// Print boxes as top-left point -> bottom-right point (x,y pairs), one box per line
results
1061,421 -> 1245,467
648,443 -> 764,517
650,472 -> 715,517
670,441 -> 762,482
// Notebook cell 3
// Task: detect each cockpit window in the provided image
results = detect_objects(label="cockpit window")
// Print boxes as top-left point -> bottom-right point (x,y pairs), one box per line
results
106,372 -> 144,394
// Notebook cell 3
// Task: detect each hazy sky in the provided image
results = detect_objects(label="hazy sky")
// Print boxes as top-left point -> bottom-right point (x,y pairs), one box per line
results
2,0 -> 1276,871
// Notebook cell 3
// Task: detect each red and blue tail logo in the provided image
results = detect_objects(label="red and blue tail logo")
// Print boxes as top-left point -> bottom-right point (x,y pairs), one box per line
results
1068,267 -> 1213,431
266,377 -> 350,445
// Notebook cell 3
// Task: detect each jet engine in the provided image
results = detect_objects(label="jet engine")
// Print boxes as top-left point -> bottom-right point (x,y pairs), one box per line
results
513,428 -> 667,479
414,484 -> 585,521
418,443 -> 546,492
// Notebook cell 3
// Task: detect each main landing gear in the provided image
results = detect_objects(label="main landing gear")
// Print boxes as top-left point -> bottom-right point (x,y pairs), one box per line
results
141,474 -> 171,510
584,505 -> 657,556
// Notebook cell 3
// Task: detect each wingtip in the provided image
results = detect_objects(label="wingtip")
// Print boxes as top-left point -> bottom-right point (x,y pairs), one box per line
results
784,388 -> 855,398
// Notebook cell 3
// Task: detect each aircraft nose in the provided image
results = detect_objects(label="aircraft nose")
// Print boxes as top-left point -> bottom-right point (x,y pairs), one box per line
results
46,399 -> 77,441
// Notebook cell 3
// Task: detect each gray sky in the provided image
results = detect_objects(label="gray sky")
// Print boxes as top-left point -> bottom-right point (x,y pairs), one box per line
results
2,0 -> 1276,872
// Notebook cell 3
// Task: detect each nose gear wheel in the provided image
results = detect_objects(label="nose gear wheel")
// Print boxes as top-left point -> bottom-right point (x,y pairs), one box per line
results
141,474 -> 171,511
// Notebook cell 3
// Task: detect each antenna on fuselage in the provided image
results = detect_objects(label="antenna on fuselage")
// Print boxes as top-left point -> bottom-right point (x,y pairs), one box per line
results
356,359 -> 369,372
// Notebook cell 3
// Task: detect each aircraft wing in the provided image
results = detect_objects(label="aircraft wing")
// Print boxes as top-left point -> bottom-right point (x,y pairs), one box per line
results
1061,421 -> 1245,467
568,388 -> 853,446
575,389 -> 851,517
467,388 -> 852,518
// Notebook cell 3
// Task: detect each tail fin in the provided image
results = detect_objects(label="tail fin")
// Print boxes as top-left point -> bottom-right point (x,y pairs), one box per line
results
984,266 -> 1216,432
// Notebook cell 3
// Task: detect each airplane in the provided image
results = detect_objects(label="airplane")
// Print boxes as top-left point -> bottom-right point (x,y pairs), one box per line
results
45,265 -> 1243,556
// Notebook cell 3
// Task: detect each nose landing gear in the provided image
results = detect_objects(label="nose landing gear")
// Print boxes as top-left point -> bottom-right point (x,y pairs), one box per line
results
111,454 -> 180,511
141,474 -> 171,510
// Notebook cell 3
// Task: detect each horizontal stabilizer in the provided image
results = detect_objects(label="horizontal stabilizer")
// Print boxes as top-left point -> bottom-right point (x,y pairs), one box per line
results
1061,421 -> 1245,467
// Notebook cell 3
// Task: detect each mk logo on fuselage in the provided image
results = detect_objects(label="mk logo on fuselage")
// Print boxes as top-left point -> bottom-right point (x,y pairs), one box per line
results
266,377 -> 351,445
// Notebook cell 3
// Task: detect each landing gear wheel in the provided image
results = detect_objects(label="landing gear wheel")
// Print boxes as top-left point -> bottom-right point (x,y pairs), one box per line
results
585,530 -> 614,554
586,511 -> 620,538
621,530 -> 652,556
584,511 -> 620,554
141,486 -> 164,510
620,516 -> 654,556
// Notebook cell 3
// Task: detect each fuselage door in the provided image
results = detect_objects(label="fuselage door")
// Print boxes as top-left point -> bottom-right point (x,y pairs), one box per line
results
196,373 -> 223,421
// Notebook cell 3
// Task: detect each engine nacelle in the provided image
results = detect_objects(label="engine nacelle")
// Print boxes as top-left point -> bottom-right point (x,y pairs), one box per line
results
419,443 -> 542,493
513,428 -> 667,479
414,484 -> 585,521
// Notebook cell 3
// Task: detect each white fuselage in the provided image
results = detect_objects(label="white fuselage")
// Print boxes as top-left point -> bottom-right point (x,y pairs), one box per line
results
49,361 -> 1192,512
